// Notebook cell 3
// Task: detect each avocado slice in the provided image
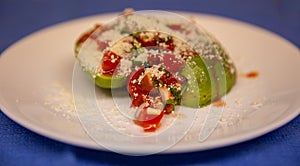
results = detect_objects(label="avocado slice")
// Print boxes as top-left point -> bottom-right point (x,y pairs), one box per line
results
180,56 -> 212,108
180,40 -> 237,108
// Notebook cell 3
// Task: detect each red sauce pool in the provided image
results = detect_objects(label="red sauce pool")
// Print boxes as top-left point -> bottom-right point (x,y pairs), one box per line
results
246,71 -> 259,78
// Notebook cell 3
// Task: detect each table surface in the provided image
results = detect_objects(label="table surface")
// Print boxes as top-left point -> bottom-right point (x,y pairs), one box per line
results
0,0 -> 299,165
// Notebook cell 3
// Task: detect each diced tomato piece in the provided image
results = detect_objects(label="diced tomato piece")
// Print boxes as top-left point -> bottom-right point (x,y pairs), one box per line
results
164,104 -> 174,114
131,94 -> 147,107
127,68 -> 145,97
128,68 -> 155,96
162,53 -> 184,73
147,54 -> 160,66
156,35 -> 175,51
134,107 -> 164,132
135,33 -> 157,47
160,73 -> 178,85
101,51 -> 120,76
180,50 -> 198,59
128,68 -> 157,107
140,73 -> 154,92
164,38 -> 175,51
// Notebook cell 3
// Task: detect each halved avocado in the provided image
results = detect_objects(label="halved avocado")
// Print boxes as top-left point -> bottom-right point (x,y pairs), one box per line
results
74,22 -> 237,107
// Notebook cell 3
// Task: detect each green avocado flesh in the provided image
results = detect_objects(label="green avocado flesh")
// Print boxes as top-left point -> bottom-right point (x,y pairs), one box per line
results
84,71 -> 126,89
94,74 -> 126,89
180,57 -> 210,108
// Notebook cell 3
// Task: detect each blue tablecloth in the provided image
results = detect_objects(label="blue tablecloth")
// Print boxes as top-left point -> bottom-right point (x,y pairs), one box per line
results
0,0 -> 299,165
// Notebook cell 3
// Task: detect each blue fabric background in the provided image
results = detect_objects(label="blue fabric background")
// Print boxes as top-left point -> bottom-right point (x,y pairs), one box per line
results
0,0 -> 299,165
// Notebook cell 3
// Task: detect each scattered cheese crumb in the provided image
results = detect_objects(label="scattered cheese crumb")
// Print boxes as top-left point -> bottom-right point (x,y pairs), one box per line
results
44,81 -> 76,121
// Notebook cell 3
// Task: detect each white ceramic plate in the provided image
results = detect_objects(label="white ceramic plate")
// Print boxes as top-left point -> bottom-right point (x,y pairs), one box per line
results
0,12 -> 299,154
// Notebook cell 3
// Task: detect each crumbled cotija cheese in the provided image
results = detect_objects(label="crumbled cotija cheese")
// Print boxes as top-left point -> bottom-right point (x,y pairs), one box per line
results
77,12 -> 235,84
77,39 -> 102,74
119,58 -> 133,76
